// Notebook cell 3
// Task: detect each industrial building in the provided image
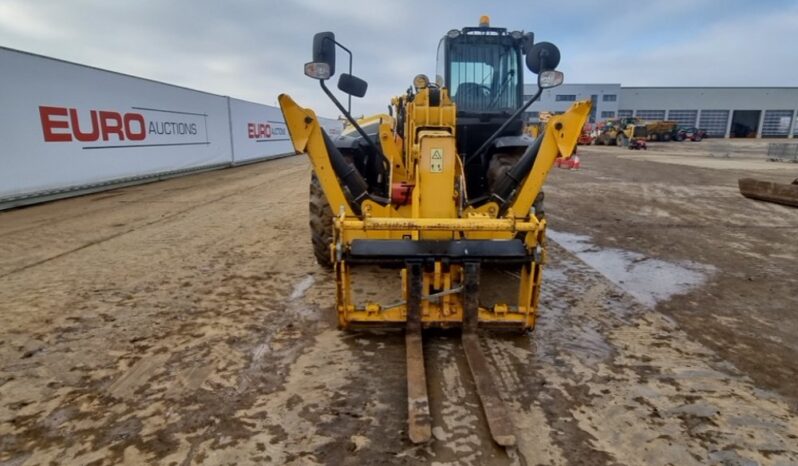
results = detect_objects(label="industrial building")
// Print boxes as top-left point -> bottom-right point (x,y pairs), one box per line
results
525,84 -> 798,138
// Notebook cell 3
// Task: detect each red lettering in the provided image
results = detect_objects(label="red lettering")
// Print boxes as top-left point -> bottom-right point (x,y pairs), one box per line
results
248,122 -> 274,139
257,123 -> 272,138
69,109 -> 99,142
99,111 -> 124,141
41,106 -> 148,143
124,113 -> 146,141
39,106 -> 72,142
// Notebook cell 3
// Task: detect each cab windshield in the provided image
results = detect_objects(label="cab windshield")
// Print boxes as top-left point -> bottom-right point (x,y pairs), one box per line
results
449,41 -> 519,112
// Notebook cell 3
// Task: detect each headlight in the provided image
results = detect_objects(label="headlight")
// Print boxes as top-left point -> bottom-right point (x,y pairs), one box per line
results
511,31 -> 523,40
304,62 -> 331,80
538,70 -> 564,89
447,29 -> 461,39
413,74 -> 430,90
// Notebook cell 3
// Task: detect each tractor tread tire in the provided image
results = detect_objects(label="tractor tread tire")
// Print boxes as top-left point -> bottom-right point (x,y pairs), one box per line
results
488,151 -> 545,220
487,152 -> 521,190
309,173 -> 334,269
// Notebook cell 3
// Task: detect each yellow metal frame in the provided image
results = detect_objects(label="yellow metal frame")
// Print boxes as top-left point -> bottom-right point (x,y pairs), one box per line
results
279,90 -> 590,330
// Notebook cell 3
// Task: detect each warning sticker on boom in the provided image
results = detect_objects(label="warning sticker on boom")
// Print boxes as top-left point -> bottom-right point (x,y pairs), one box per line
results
430,148 -> 443,173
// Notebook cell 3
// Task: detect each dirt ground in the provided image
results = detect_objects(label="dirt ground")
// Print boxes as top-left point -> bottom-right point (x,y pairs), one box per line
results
1,139 -> 798,465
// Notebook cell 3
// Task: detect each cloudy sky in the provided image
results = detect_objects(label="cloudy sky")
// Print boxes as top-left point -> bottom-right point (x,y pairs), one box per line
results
1,0 -> 796,117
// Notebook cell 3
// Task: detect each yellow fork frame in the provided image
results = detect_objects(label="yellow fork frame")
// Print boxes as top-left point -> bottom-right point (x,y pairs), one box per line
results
332,215 -> 548,330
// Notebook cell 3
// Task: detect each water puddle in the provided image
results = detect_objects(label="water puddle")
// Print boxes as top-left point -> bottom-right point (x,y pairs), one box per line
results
286,275 -> 321,320
547,230 -> 712,308
289,275 -> 315,301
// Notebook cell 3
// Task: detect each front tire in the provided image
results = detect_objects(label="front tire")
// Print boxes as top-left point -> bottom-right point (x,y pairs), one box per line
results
309,173 -> 334,269
488,152 -> 544,220
488,152 -> 521,190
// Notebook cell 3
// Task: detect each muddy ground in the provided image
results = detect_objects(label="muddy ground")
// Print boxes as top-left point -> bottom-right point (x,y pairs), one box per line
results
1,140 -> 797,465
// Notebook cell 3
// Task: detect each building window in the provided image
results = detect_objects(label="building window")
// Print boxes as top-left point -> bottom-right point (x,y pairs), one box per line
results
601,111 -> 615,118
636,110 -> 666,121
618,110 -> 633,118
555,94 -> 576,102
762,110 -> 795,138
602,94 -> 617,102
699,110 -> 730,137
667,110 -> 698,128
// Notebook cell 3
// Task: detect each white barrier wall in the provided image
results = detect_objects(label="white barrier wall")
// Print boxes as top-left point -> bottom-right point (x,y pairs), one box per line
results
0,48 -> 233,202
0,47 -> 343,208
318,117 -> 344,138
229,97 -> 293,164
227,99 -> 343,164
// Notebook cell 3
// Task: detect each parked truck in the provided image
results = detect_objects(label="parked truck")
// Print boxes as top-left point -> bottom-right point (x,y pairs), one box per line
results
644,120 -> 679,141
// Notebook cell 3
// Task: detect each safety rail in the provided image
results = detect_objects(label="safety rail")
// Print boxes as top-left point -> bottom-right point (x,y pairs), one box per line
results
767,143 -> 798,162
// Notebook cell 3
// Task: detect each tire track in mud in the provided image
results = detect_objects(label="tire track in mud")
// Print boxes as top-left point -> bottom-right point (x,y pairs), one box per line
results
478,243 -> 798,465
0,160 -> 320,464
0,163 -> 306,279
3,154 -> 798,465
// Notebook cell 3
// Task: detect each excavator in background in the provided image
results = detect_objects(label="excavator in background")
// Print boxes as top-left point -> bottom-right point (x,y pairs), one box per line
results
279,17 -> 590,446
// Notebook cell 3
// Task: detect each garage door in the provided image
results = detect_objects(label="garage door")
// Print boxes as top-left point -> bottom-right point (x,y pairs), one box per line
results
699,110 -> 729,137
667,110 -> 698,128
636,110 -> 666,121
761,110 -> 794,138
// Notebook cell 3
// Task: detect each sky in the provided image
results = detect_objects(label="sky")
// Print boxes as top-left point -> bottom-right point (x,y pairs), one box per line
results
1,0 -> 796,117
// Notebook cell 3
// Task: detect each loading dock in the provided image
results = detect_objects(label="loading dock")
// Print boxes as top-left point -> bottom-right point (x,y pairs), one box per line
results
730,110 -> 761,138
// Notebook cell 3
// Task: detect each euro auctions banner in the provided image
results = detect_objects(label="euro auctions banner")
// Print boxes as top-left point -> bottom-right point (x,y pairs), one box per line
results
229,98 -> 293,164
38,105 -> 211,148
0,47 -> 232,201
228,98 -> 344,164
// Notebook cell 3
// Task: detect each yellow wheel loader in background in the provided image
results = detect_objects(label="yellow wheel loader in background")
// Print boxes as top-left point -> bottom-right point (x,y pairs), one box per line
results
279,16 -> 590,447
594,117 -> 647,146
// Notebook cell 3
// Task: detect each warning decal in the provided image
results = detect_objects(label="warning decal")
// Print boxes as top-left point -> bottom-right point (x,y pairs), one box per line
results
430,148 -> 443,173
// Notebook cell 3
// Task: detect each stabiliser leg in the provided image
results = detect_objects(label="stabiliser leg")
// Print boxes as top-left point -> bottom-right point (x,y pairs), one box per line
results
461,261 -> 517,447
405,261 -> 432,443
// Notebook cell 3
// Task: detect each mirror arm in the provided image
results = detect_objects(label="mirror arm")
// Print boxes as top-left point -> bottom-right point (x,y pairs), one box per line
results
319,80 -> 385,173
464,85 -> 544,166
325,37 -> 354,114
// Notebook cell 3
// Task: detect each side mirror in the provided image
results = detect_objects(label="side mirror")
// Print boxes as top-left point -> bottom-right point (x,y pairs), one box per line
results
538,70 -> 564,89
305,31 -> 336,80
526,41 -> 560,74
338,73 -> 368,98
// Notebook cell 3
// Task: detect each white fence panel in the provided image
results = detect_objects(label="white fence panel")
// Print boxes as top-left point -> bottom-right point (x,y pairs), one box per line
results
318,117 -> 344,138
0,48 -> 232,202
228,98 -> 293,164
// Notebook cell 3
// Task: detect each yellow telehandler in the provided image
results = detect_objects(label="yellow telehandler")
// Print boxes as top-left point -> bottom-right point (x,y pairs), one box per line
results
279,16 -> 590,447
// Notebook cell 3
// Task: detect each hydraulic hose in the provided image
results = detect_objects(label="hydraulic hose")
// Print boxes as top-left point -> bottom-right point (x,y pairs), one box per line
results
321,130 -> 371,212
490,129 -> 545,216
